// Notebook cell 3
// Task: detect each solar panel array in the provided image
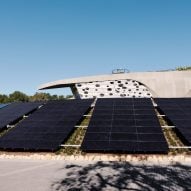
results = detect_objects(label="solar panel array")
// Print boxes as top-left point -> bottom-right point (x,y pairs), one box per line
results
155,98 -> 191,146
0,102 -> 42,131
81,98 -> 168,153
0,99 -> 93,151
0,104 -> 9,109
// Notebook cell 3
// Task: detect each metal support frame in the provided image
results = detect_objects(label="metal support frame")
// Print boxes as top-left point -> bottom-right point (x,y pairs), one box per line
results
169,146 -> 191,149
161,125 -> 175,128
75,125 -> 88,128
7,125 -> 15,128
158,114 -> 166,117
60,144 -> 81,148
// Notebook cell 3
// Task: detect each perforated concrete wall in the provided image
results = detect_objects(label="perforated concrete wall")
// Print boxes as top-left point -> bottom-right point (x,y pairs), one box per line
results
75,79 -> 152,99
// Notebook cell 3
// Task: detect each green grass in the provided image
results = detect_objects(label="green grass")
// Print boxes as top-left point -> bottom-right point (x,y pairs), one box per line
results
57,109 -> 93,155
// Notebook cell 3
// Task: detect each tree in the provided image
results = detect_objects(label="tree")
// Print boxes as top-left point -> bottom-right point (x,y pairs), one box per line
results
9,91 -> 29,102
58,95 -> 65,100
66,95 -> 74,99
50,94 -> 58,100
0,91 -> 73,103
29,92 -> 52,101
176,66 -> 191,71
0,94 -> 9,103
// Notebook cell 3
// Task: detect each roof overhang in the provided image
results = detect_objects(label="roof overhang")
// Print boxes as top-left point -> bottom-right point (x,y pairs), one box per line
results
38,71 -> 191,98
38,71 -> 155,90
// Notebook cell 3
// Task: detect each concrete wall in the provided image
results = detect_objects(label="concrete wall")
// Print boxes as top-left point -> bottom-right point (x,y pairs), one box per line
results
38,71 -> 191,98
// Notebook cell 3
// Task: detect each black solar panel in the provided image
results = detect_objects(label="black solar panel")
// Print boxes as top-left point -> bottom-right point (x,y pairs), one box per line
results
0,102 -> 42,131
81,98 -> 168,153
155,98 -> 191,146
0,104 -> 9,109
0,99 -> 93,151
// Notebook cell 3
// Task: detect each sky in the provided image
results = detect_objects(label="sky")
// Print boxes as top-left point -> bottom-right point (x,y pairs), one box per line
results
0,0 -> 191,96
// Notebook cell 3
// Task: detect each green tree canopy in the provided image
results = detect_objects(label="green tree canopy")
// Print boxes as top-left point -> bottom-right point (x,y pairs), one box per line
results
176,66 -> 191,71
0,91 -> 70,103
9,91 -> 29,102
0,94 -> 9,103
30,92 -> 55,101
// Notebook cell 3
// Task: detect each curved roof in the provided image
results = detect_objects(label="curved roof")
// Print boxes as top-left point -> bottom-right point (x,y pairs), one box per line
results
38,71 -> 191,97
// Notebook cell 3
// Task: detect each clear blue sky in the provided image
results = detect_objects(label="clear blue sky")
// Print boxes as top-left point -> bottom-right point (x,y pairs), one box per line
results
0,0 -> 191,96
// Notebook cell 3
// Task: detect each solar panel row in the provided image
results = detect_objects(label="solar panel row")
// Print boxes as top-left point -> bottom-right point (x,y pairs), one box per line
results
81,98 -> 168,153
155,98 -> 191,146
0,104 -> 9,109
0,99 -> 93,151
0,102 -> 42,131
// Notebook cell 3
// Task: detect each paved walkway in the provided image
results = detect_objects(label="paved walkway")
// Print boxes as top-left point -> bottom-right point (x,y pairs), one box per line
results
0,159 -> 64,191
0,159 -> 191,191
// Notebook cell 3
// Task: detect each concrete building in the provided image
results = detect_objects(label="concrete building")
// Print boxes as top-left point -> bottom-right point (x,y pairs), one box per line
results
38,70 -> 191,99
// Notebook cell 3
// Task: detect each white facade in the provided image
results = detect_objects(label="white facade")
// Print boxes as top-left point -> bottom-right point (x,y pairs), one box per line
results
75,79 -> 152,99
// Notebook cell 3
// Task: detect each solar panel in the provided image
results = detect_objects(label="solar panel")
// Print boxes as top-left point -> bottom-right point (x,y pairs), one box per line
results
0,104 -> 9,109
137,142 -> 168,153
155,98 -> 191,146
0,99 -> 93,151
81,98 -> 168,153
0,102 -> 42,131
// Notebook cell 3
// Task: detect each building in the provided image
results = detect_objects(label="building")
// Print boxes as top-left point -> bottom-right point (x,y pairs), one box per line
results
38,70 -> 191,99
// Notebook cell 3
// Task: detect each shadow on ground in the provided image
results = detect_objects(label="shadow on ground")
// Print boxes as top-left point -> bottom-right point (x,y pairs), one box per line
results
51,161 -> 191,191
